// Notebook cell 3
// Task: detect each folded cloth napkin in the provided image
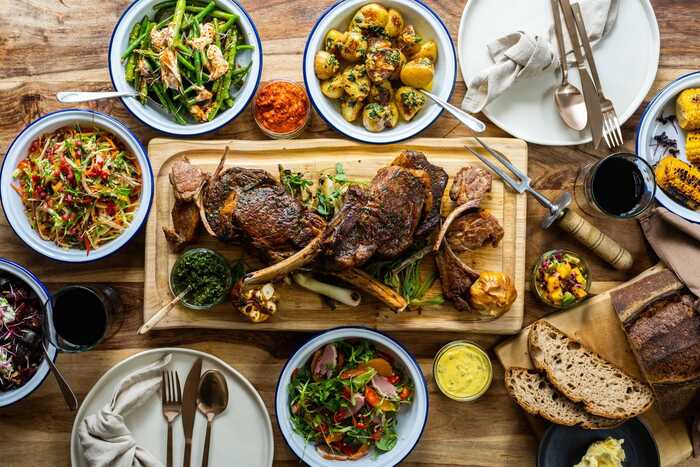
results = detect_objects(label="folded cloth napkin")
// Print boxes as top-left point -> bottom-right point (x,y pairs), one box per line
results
639,207 -> 700,298
461,0 -> 619,113
78,353 -> 172,467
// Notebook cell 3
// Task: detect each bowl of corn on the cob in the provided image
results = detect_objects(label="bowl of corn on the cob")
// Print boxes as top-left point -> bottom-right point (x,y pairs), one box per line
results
636,72 -> 700,223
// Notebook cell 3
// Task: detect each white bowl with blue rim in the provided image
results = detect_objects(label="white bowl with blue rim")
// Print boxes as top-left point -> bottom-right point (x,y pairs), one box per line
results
303,0 -> 457,144
636,71 -> 700,223
0,258 -> 57,408
275,327 -> 429,467
108,0 -> 263,136
0,109 -> 154,262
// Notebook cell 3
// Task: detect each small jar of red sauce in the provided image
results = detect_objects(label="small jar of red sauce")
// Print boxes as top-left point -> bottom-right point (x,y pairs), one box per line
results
252,80 -> 310,139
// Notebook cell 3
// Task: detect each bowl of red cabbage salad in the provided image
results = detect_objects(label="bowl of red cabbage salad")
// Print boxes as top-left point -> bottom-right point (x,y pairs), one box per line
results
0,274 -> 46,392
288,339 -> 414,461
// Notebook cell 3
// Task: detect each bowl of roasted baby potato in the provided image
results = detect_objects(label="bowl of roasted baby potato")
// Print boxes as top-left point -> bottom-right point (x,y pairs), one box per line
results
303,0 -> 456,144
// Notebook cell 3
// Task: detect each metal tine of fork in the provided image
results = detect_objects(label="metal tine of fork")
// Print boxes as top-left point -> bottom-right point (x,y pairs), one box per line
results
161,371 -> 166,401
168,371 -> 175,403
607,114 -> 619,147
174,372 -> 181,404
613,115 -> 624,145
474,137 -> 521,175
602,117 -> 613,148
611,114 -> 621,147
464,144 -> 522,193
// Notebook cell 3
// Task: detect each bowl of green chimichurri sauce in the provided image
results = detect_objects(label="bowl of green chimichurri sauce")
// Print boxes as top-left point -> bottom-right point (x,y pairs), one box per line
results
169,248 -> 233,310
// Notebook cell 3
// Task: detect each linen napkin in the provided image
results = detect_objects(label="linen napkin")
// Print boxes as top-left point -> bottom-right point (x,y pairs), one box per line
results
78,353 -> 172,467
639,207 -> 700,298
461,0 -> 619,113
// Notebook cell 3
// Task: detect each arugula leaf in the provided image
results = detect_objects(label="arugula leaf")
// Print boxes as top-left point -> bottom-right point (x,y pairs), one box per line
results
375,431 -> 398,452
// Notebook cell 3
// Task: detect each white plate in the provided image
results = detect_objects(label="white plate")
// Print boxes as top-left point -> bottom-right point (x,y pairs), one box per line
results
636,71 -> 700,223
303,0 -> 457,144
458,0 -> 660,146
70,348 -> 274,467
275,327 -> 428,467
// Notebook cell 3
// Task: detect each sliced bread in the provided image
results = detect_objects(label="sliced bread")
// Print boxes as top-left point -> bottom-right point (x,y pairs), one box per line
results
528,320 -> 655,420
505,367 -> 620,429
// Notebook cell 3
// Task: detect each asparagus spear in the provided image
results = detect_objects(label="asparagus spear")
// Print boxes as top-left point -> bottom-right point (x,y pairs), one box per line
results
124,21 -> 143,82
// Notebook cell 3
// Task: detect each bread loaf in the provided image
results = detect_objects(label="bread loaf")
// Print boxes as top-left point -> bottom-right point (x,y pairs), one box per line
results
528,320 -> 655,420
505,367 -> 620,429
612,269 -> 700,418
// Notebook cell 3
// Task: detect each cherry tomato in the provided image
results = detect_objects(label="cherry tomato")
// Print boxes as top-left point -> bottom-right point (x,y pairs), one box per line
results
365,386 -> 380,408
387,374 -> 400,385
354,421 -> 366,429
333,410 -> 346,423
399,386 -> 411,400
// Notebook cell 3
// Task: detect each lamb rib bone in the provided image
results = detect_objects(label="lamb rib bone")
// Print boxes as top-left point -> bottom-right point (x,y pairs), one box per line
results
243,236 -> 323,285
330,268 -> 408,313
433,199 -> 481,252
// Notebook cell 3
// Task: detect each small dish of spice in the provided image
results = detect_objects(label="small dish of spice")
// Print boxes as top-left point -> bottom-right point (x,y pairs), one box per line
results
169,248 -> 233,310
253,80 -> 311,139
532,249 -> 590,309
433,340 -> 493,402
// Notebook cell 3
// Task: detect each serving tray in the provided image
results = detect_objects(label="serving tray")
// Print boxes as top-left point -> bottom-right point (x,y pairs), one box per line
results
143,137 -> 527,333
495,264 -> 692,466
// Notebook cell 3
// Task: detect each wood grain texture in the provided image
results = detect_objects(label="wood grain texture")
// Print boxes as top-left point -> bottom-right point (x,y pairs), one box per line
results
144,137 -> 527,334
0,0 -> 699,466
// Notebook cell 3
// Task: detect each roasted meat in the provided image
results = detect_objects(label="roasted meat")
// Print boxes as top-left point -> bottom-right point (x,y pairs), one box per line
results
201,161 -> 326,263
391,150 -> 448,237
434,164 -> 494,252
163,158 -> 207,251
450,165 -> 493,205
447,209 -> 504,252
435,244 -> 480,312
322,165 -> 426,269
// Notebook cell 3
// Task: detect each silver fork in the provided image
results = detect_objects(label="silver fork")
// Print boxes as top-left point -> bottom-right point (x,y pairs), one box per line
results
571,3 -> 623,149
161,370 -> 182,467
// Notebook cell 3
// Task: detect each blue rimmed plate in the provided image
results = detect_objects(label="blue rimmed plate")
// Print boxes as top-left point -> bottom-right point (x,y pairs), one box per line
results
108,0 -> 263,136
0,109 -> 153,262
636,71 -> 700,223
275,326 -> 429,467
303,0 -> 457,144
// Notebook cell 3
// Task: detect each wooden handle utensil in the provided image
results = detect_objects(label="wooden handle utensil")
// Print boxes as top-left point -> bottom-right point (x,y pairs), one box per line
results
556,209 -> 633,271
138,287 -> 190,335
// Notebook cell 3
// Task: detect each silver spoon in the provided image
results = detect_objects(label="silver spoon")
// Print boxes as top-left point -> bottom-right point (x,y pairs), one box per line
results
42,342 -> 78,411
550,0 -> 587,131
419,89 -> 486,133
197,370 -> 229,467
56,91 -> 139,104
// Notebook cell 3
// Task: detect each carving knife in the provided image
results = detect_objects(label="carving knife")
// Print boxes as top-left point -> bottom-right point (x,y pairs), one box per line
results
558,0 -> 604,149
182,357 -> 203,467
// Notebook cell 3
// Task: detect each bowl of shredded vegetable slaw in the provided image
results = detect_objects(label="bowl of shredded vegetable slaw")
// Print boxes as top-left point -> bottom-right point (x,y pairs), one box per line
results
0,109 -> 153,263
275,327 -> 428,466
109,0 -> 263,136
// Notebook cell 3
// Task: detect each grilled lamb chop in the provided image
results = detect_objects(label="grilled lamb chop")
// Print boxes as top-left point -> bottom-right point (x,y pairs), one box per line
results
434,164 -> 494,252
322,165 -> 426,270
435,244 -> 480,312
201,159 -> 326,263
447,209 -> 504,252
391,150 -> 448,237
162,158 -> 207,251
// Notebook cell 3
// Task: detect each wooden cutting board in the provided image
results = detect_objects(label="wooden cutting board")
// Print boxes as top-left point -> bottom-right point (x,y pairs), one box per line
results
494,264 -> 692,466
143,137 -> 528,333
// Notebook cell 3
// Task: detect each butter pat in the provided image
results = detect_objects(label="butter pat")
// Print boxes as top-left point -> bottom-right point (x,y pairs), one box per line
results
573,437 -> 626,467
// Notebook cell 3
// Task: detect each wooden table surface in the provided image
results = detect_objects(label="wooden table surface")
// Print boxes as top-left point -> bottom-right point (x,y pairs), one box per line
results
0,0 -> 698,465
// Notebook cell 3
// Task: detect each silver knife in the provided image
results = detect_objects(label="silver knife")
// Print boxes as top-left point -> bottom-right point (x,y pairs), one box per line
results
558,0 -> 605,149
182,357 -> 203,467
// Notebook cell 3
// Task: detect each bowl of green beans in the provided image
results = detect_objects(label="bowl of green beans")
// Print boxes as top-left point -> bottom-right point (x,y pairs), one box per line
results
109,0 -> 262,136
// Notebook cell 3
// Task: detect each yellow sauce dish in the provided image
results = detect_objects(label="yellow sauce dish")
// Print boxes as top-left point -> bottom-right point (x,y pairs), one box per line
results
433,340 -> 493,401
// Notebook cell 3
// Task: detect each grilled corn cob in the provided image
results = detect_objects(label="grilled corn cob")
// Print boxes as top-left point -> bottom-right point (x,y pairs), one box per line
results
676,88 -> 700,130
655,156 -> 700,210
686,131 -> 700,165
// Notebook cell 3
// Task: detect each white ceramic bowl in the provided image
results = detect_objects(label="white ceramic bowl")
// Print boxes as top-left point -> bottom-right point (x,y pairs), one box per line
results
303,0 -> 457,144
636,71 -> 700,223
0,109 -> 154,262
275,327 -> 429,467
0,258 -> 57,408
109,0 -> 263,136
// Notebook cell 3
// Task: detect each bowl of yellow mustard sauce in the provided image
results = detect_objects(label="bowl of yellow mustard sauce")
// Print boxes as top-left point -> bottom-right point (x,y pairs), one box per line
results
433,340 -> 493,402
